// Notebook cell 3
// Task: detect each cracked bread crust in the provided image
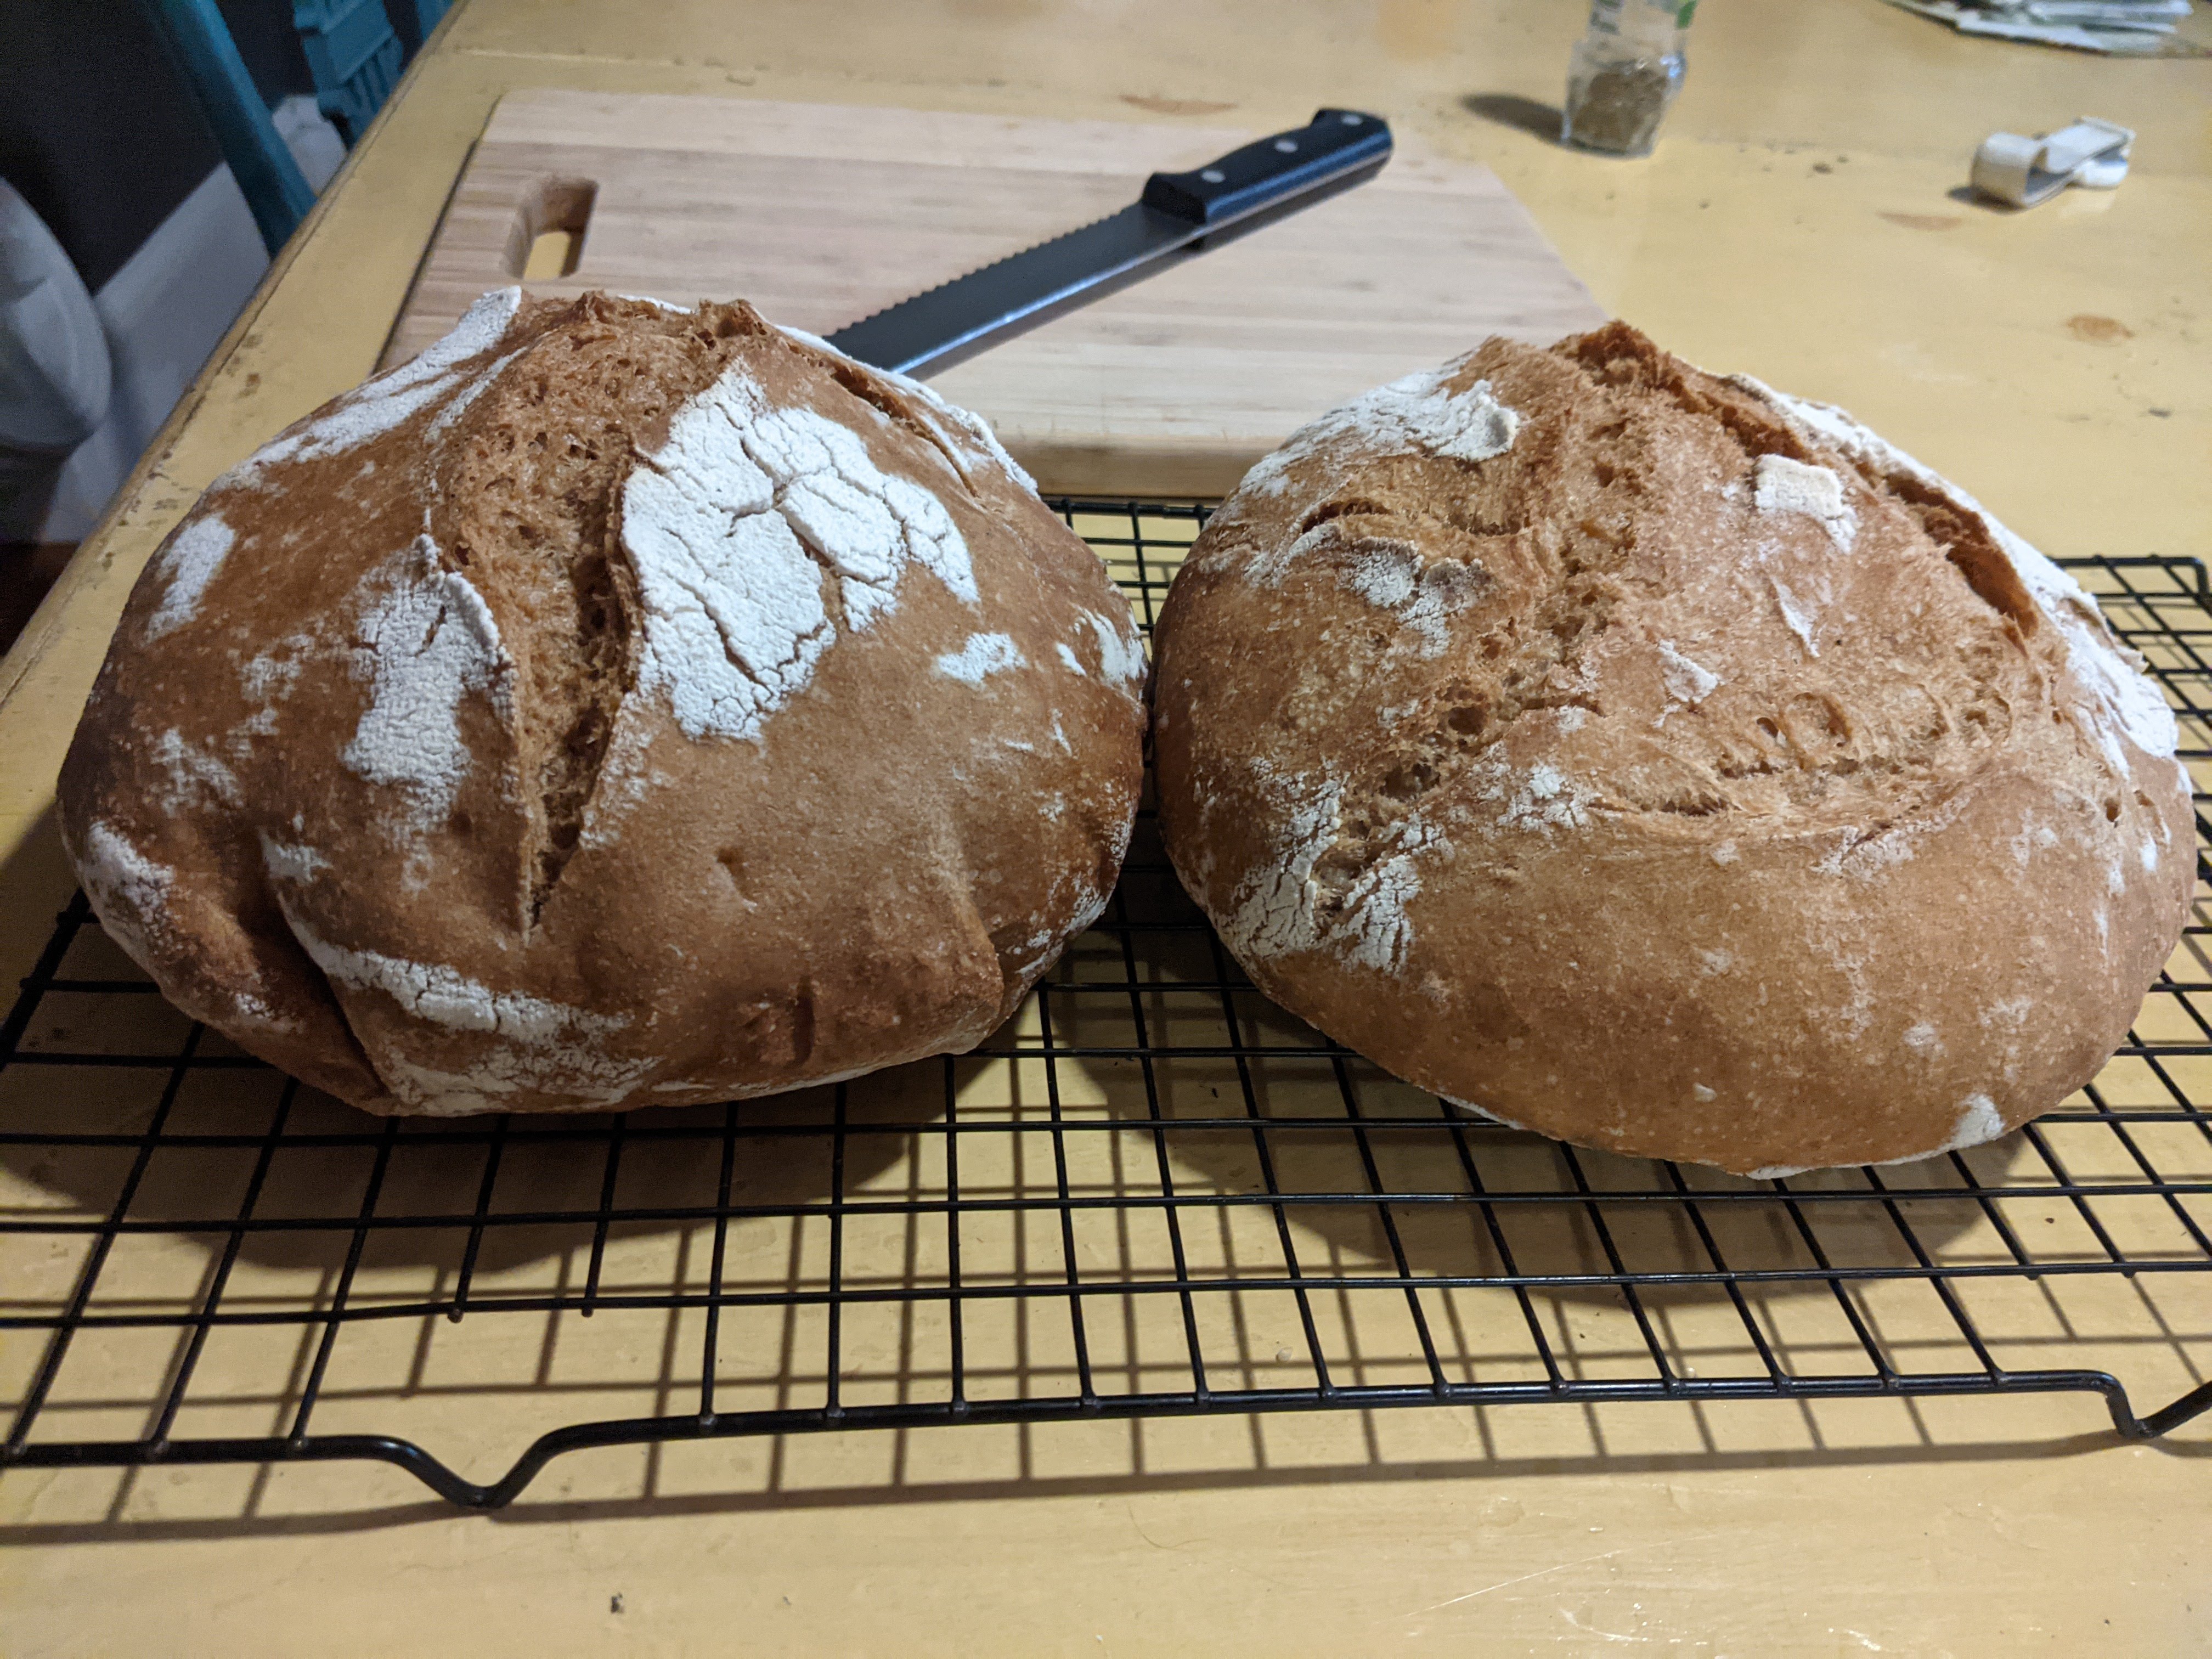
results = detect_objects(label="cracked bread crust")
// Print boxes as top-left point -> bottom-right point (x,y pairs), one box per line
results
58,291 -> 1147,1115
1152,322 -> 2192,1175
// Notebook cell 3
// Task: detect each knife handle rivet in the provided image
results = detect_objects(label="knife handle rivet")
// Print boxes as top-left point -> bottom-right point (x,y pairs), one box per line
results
1200,167 -> 1227,182
1273,138 -> 1299,153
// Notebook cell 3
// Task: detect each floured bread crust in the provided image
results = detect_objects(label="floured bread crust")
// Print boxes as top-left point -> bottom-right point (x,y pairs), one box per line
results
1153,322 -> 2192,1176
60,291 -> 1147,1114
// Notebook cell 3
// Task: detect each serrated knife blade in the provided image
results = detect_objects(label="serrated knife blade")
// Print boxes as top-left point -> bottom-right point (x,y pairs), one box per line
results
825,108 -> 1393,377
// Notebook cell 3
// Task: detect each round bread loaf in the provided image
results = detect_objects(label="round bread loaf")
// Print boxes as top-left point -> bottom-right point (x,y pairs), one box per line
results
59,290 -> 1148,1115
1153,321 -> 2191,1175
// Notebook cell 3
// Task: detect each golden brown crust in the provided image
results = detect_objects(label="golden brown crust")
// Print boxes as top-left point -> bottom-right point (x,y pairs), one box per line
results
58,291 -> 1146,1115
1153,322 -> 2191,1175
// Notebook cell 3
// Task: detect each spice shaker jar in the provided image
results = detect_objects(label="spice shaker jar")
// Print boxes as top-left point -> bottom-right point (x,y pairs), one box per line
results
1562,0 -> 1695,157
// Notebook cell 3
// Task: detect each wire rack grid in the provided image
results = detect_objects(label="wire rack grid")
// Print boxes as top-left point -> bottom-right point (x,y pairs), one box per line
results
1,503 -> 2208,1513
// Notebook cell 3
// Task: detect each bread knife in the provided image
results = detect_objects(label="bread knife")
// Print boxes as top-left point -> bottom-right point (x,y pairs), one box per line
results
825,108 -> 1392,377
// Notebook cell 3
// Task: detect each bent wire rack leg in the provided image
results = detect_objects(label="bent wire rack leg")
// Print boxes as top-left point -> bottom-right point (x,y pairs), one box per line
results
9,1370 -> 2212,1513
2,511 -> 2209,1512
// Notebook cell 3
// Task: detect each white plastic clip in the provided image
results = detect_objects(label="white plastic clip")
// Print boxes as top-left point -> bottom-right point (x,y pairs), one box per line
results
1972,117 -> 2134,208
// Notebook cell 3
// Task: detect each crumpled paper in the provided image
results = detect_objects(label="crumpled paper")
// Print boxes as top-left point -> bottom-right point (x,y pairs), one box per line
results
1882,0 -> 2204,54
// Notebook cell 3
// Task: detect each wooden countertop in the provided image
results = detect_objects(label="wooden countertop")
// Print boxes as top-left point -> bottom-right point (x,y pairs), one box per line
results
4,1 -> 2209,1651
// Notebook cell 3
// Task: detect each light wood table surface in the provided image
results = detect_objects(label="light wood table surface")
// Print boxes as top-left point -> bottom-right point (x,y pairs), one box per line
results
3,2 -> 2210,1653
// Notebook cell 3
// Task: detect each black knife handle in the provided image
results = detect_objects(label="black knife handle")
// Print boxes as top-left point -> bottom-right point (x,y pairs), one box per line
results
1141,109 -> 1392,228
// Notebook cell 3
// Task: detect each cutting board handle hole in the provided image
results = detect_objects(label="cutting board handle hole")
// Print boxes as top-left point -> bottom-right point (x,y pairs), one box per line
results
508,177 -> 597,280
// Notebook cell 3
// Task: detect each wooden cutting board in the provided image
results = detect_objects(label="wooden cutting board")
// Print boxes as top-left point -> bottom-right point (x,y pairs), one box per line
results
386,91 -> 1606,495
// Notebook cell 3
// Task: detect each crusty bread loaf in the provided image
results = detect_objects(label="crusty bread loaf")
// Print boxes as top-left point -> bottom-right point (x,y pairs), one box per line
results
59,290 -> 1147,1115
1153,322 -> 2191,1175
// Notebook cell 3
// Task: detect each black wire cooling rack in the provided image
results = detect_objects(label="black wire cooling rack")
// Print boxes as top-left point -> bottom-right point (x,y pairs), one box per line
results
2,503 -> 2208,1513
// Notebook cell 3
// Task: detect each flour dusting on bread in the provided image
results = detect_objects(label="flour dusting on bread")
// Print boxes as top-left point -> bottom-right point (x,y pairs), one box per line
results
222,289 -> 525,488
1768,575 -> 1821,657
284,913 -> 624,1043
1217,766 -> 1444,975
152,729 -> 242,810
74,821 -> 174,966
1656,640 -> 1720,707
1082,609 -> 1147,686
623,360 -> 978,743
1492,760 -> 1598,833
143,516 -> 235,641
1342,545 -> 1486,656
341,536 -> 511,832
936,631 -> 1025,683
1245,368 -> 1520,499
279,910 -> 658,1113
1752,453 -> 1857,550
258,836 -> 330,884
